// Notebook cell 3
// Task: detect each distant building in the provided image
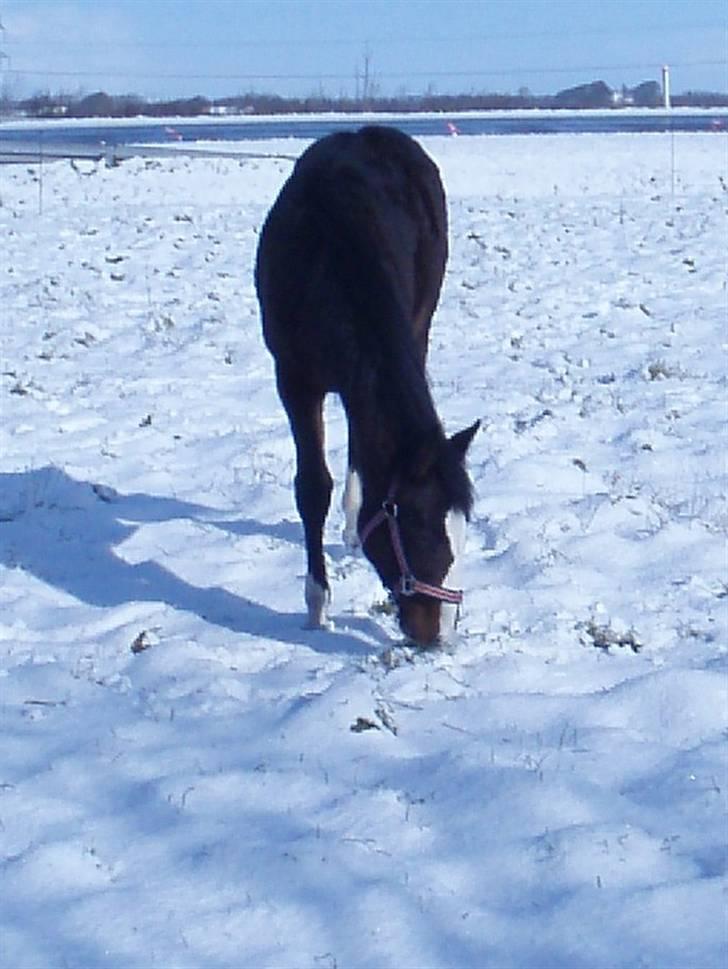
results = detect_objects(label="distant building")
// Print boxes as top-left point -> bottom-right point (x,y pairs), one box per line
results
633,81 -> 662,107
554,79 -> 664,110
554,81 -> 613,109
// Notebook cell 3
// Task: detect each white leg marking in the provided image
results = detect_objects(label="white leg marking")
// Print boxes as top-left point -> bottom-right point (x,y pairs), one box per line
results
304,573 -> 331,630
440,510 -> 467,640
342,468 -> 362,548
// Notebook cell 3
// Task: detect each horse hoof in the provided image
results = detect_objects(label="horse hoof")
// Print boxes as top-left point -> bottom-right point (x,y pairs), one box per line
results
303,618 -> 333,632
304,574 -> 331,630
342,526 -> 360,550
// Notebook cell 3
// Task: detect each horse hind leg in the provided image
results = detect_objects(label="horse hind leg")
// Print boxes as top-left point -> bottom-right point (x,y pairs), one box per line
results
342,429 -> 362,548
277,371 -> 333,629
342,469 -> 362,548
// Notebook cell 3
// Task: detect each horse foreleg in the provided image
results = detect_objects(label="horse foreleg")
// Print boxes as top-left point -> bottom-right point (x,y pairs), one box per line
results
278,375 -> 333,629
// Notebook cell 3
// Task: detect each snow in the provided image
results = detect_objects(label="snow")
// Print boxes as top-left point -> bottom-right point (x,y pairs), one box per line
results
2,106 -> 727,133
1,131 -> 727,968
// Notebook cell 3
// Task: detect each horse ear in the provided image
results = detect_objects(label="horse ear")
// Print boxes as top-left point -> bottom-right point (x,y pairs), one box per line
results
448,420 -> 480,461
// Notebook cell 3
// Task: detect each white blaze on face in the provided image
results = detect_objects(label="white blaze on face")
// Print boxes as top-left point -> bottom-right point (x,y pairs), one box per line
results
440,509 -> 467,639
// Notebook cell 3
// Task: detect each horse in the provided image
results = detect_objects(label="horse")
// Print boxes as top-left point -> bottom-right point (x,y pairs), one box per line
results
255,125 -> 479,647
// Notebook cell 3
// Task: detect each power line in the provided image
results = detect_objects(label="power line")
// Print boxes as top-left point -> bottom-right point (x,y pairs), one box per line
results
6,60 -> 725,83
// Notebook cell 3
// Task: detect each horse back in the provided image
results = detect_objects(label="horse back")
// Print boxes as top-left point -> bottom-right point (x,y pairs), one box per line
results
255,126 -> 447,391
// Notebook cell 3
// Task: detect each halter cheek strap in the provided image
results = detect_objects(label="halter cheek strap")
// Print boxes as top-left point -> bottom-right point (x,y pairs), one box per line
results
359,485 -> 464,605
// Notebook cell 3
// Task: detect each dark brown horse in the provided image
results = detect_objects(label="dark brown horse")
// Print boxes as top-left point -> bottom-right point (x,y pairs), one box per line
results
255,126 -> 478,646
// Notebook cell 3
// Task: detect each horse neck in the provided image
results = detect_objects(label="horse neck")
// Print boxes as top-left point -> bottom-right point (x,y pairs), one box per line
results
344,345 -> 443,496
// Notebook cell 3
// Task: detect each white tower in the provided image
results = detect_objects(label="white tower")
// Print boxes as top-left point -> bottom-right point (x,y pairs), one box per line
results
0,11 -> 9,118
662,65 -> 671,109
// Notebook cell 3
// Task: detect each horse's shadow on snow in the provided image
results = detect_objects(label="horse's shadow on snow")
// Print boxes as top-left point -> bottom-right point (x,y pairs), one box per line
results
0,467 -> 387,655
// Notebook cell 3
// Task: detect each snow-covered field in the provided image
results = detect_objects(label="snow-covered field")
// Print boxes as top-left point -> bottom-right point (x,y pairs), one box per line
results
1,131 -> 726,969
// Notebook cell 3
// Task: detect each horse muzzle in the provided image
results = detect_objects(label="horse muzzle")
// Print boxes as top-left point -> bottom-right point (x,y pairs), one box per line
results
397,593 -> 458,649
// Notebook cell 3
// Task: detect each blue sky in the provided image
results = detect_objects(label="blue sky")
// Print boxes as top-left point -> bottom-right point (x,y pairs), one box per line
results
1,0 -> 726,100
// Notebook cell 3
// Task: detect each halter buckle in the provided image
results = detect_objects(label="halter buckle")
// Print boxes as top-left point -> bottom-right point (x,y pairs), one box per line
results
400,574 -> 417,597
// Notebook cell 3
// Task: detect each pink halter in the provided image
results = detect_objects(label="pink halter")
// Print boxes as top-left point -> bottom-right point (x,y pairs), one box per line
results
359,482 -> 464,605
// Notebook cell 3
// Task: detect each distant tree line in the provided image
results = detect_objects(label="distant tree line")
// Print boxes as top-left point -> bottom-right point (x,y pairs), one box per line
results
5,80 -> 728,119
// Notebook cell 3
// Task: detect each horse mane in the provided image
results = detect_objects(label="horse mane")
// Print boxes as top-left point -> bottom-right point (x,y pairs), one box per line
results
437,443 -> 476,519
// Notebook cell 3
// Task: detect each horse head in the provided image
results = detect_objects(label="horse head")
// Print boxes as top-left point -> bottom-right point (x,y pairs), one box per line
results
360,420 -> 480,647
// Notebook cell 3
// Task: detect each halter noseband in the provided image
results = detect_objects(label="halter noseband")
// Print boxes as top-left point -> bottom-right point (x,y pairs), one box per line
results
358,483 -> 464,606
